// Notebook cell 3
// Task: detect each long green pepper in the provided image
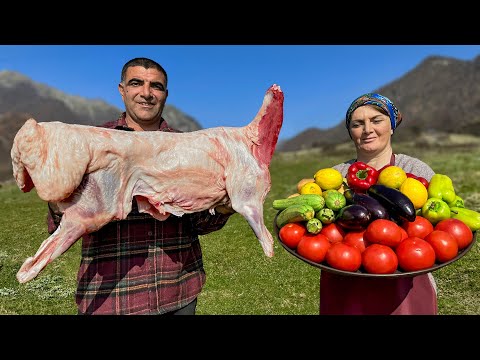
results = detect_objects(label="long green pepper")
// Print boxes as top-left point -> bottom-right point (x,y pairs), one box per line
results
450,207 -> 480,232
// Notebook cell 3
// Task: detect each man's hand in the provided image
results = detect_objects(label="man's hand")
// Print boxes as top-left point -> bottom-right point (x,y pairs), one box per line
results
47,202 -> 63,226
214,204 -> 236,215
46,202 -> 63,234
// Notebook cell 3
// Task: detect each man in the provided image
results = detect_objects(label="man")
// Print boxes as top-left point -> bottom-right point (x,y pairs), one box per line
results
47,57 -> 235,315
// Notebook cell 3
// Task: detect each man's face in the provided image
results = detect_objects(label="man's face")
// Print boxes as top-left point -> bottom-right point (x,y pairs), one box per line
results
118,66 -> 168,125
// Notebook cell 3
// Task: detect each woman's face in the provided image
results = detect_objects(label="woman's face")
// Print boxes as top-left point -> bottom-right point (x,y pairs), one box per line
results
348,105 -> 393,154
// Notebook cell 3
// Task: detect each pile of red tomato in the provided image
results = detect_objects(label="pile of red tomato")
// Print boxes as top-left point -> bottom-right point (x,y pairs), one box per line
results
278,216 -> 474,274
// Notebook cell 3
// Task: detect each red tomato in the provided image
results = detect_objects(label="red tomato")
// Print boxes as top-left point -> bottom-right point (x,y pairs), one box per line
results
395,237 -> 436,272
279,222 -> 306,249
424,230 -> 459,263
399,227 -> 409,241
325,242 -> 362,272
296,233 -> 331,263
364,219 -> 403,248
343,230 -> 369,253
362,244 -> 398,274
434,218 -> 473,250
401,216 -> 434,239
320,223 -> 346,244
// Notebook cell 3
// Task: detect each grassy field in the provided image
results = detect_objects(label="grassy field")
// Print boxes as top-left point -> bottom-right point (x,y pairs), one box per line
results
1,142 -> 479,315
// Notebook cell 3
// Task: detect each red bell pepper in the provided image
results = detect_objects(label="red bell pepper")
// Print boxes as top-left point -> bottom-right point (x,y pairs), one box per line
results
347,161 -> 379,193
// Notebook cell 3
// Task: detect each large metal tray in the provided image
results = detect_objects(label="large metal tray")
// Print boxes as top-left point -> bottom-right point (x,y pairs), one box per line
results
274,214 -> 477,278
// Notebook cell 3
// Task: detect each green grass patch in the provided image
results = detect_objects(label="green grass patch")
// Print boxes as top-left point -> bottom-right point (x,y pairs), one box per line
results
1,144 -> 479,314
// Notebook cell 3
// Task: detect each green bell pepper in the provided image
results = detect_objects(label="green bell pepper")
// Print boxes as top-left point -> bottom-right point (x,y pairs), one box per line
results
427,174 -> 456,204
421,197 -> 451,225
447,195 -> 465,208
450,207 -> 480,232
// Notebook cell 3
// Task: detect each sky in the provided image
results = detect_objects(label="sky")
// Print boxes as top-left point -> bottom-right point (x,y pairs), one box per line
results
1,45 -> 480,140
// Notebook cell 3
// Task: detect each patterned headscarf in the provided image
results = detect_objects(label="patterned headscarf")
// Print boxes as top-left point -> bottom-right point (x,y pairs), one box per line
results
345,93 -> 403,134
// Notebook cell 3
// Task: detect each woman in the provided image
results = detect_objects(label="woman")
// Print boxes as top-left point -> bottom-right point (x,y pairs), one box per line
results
320,93 -> 437,315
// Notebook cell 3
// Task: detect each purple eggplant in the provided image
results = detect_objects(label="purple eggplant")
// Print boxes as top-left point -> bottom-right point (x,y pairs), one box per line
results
344,189 -> 389,221
335,204 -> 371,230
367,184 -> 416,222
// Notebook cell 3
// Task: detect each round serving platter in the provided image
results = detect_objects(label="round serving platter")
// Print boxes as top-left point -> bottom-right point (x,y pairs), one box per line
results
274,214 -> 477,278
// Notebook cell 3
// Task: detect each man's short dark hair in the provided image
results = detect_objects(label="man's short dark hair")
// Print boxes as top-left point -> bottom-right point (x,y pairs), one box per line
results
121,57 -> 168,87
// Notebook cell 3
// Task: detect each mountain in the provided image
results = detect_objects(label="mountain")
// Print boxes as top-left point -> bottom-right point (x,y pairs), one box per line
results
2,54 -> 480,181
0,71 -> 202,182
278,55 -> 480,152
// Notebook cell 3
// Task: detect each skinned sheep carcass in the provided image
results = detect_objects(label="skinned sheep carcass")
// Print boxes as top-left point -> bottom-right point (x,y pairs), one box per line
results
11,84 -> 284,283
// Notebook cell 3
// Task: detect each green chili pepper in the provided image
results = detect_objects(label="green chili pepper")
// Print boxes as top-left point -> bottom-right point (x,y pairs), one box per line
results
450,207 -> 480,232
421,197 -> 451,225
427,174 -> 456,204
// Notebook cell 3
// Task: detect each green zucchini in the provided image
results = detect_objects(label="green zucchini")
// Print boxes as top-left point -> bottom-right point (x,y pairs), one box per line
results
273,194 -> 325,212
275,204 -> 315,229
306,218 -> 323,234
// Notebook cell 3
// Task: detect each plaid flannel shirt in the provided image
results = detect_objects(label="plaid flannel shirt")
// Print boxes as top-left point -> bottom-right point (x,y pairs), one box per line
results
47,114 -> 232,314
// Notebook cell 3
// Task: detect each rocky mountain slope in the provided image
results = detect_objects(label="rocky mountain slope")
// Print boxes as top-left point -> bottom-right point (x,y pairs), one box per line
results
0,71 -> 202,181
278,55 -> 480,152
2,54 -> 480,181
